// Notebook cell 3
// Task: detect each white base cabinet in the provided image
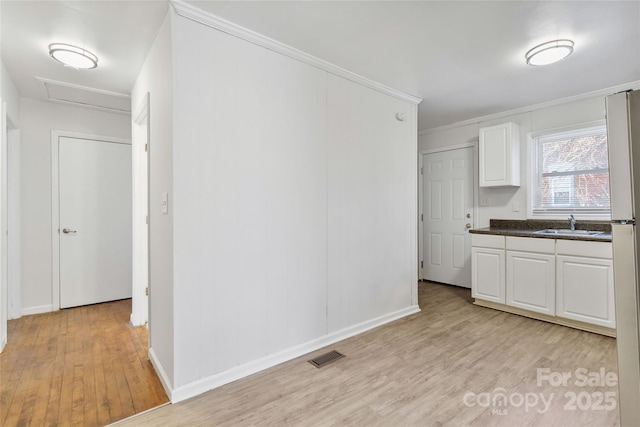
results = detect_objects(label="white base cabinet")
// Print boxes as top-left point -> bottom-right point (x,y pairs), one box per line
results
471,235 -> 505,304
505,237 -> 555,316
507,260 -> 555,316
472,235 -> 615,334
506,251 -> 555,316
556,239 -> 615,328
556,255 -> 615,328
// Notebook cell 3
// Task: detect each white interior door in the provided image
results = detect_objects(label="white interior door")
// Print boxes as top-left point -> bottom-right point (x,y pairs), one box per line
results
422,147 -> 474,288
59,136 -> 132,309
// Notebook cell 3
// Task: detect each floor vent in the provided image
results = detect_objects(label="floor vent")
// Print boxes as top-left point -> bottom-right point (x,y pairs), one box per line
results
308,350 -> 345,368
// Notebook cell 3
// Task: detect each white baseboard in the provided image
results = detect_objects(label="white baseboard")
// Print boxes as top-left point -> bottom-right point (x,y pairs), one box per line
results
170,304 -> 421,403
149,346 -> 174,401
129,312 -> 142,327
1,334 -> 6,353
21,304 -> 53,316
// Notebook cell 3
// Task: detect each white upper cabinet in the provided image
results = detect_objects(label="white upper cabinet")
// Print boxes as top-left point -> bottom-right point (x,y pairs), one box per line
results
479,122 -> 520,187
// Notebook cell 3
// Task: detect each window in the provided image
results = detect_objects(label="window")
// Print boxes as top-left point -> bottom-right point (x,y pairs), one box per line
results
531,123 -> 610,215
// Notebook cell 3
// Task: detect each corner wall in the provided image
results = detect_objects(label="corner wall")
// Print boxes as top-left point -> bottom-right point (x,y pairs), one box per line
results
131,11 -> 174,392
168,9 -> 418,401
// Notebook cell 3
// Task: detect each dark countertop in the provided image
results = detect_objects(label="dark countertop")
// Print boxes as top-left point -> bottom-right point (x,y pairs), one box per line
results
470,219 -> 612,242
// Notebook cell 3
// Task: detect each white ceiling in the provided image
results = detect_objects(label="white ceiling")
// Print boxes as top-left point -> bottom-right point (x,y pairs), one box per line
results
2,0 -> 639,130
1,0 -> 169,112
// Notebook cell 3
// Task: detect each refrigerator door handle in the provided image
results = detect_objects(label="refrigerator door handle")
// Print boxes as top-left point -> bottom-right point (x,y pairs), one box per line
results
611,219 -> 636,225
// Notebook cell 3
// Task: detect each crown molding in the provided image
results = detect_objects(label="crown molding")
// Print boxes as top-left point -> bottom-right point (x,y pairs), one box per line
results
170,0 -> 421,105
420,80 -> 640,135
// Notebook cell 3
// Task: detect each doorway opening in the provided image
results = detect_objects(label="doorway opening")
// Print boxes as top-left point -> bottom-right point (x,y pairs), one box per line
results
132,92 -> 150,328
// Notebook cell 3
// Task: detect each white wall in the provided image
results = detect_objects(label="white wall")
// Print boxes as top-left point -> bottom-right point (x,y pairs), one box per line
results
419,95 -> 614,227
0,58 -> 20,352
168,10 -> 418,402
326,74 -> 417,332
20,98 -> 130,314
173,14 -> 329,388
0,63 -> 22,319
131,12 -> 174,391
1,60 -> 20,126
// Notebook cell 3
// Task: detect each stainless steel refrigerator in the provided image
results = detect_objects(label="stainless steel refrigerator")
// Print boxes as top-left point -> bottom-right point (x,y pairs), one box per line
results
607,89 -> 640,426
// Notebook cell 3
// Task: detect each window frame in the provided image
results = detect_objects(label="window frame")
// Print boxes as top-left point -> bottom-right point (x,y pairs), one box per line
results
528,120 -> 610,220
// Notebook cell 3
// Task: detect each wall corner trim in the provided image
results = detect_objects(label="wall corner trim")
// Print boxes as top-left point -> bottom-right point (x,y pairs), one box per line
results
169,304 -> 421,404
170,0 -> 421,105
149,346 -> 174,401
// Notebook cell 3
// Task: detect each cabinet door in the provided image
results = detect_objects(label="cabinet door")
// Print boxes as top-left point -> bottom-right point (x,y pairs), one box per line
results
506,251 -> 555,315
479,122 -> 520,187
556,255 -> 615,328
472,247 -> 505,303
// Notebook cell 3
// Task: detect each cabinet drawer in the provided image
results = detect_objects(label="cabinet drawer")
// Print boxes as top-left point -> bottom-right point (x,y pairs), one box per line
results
556,240 -> 612,259
471,234 -> 505,249
506,236 -> 555,253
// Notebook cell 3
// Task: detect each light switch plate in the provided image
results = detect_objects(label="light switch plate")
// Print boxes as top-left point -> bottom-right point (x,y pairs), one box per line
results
480,197 -> 491,206
161,192 -> 168,214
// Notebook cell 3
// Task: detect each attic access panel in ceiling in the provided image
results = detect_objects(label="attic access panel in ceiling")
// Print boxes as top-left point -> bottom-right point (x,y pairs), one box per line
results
37,78 -> 131,114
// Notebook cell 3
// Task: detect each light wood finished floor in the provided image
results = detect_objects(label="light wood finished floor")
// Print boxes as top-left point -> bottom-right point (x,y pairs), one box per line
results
0,299 -> 168,427
115,282 -> 619,427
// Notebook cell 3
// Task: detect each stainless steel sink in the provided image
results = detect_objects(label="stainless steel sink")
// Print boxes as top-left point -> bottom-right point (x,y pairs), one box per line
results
534,229 -> 604,236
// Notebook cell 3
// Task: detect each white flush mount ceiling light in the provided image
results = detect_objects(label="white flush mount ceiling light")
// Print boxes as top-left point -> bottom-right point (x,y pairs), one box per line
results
49,43 -> 98,69
525,39 -> 574,66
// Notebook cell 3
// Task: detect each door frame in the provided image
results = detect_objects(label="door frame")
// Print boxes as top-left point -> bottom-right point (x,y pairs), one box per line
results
7,127 -> 21,320
1,101 -> 21,353
1,100 -> 6,352
131,93 -> 150,327
51,130 -> 131,311
418,142 -> 479,281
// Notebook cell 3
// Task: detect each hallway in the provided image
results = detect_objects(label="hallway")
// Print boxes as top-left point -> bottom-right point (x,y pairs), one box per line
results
0,299 -> 168,426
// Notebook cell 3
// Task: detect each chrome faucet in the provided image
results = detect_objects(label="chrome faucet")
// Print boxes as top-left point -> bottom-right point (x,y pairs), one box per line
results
569,214 -> 576,231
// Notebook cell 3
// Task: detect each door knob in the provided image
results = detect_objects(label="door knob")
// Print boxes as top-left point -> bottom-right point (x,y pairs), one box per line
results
62,228 -> 77,234
465,223 -> 472,229
466,213 -> 471,218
